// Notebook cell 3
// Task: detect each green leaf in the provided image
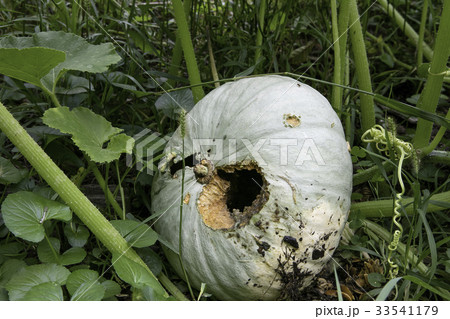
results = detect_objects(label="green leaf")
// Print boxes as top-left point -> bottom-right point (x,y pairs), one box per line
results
0,242 -> 26,264
0,157 -> 27,184
66,269 -> 106,301
137,247 -> 163,276
5,263 -> 70,300
0,259 -> 27,287
367,272 -> 386,288
71,281 -> 105,301
155,89 -> 194,119
64,223 -> 90,247
101,280 -> 121,299
110,220 -> 157,248
0,47 -> 65,89
112,253 -> 166,300
23,282 -> 63,301
66,269 -> 99,296
1,191 -> 71,242
0,31 -> 121,91
376,277 -> 402,301
37,237 -> 86,265
43,106 -> 134,163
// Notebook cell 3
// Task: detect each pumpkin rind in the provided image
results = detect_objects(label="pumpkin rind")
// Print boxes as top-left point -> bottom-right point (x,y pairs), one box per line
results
151,75 -> 352,300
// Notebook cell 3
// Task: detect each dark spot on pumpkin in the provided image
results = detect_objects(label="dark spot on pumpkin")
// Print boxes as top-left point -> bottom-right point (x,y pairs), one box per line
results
282,236 -> 299,249
312,249 -> 325,260
322,232 -> 331,241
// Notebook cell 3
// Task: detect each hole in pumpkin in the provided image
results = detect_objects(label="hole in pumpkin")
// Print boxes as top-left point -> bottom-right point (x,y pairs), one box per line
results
169,154 -> 196,175
197,162 -> 269,230
217,169 -> 263,212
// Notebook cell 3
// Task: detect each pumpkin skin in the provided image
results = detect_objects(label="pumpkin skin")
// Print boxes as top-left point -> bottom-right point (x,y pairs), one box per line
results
151,75 -> 352,300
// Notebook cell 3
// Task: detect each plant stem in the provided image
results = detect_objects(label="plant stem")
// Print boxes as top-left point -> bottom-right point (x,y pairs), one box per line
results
362,219 -> 428,275
348,0 -> 375,132
207,28 -> 220,88
351,190 -> 450,218
157,273 -> 189,301
172,0 -> 205,103
413,0 -> 450,149
0,101 -> 167,298
88,160 -> 124,220
331,0 -> 341,114
417,1 -> 428,66
254,0 -> 266,73
377,0 -> 433,61
167,0 -> 192,88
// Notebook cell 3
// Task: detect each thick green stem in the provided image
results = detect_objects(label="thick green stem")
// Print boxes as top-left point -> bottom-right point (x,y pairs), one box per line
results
172,0 -> 205,103
331,0 -> 341,114
419,109 -> 450,157
417,1 -> 428,66
413,0 -> 450,149
378,0 -> 433,61
338,0 -> 350,138
167,0 -> 192,88
348,0 -> 375,132
157,273 -> 189,301
254,0 -> 266,72
351,191 -> 450,218
0,101 -> 167,298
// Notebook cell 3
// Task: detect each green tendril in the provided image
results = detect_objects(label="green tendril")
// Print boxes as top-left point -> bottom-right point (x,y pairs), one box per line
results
362,124 -> 413,278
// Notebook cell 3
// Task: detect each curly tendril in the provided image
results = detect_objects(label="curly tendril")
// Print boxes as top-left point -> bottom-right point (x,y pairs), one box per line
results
362,124 -> 413,279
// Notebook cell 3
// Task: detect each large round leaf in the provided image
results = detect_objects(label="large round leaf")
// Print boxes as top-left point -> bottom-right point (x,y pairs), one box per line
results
1,191 -> 72,242
5,263 -> 70,301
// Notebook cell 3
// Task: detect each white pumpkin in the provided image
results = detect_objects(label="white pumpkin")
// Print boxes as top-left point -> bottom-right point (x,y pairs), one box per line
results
151,75 -> 352,300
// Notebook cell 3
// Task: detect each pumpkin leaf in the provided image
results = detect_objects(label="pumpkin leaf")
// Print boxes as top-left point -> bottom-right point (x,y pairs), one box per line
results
64,223 -> 90,247
0,47 -> 65,89
110,220 -> 157,248
136,247 -> 163,276
37,237 -> 86,265
66,269 -> 99,296
70,281 -> 105,301
0,31 -> 121,91
155,89 -> 194,119
23,282 -> 63,301
42,106 -> 134,163
0,242 -> 27,264
101,280 -> 121,299
112,253 -> 166,300
5,263 -> 70,301
0,259 -> 27,287
0,157 -> 27,184
1,191 -> 72,243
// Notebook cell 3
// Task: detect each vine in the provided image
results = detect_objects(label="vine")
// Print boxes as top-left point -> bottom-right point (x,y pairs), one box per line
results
361,124 -> 413,278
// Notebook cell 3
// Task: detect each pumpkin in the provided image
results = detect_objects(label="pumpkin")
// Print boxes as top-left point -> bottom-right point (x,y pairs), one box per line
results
151,75 -> 352,300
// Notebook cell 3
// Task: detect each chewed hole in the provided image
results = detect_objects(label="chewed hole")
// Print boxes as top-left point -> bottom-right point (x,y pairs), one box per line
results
169,154 -> 196,175
217,169 -> 263,212
197,163 -> 269,230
